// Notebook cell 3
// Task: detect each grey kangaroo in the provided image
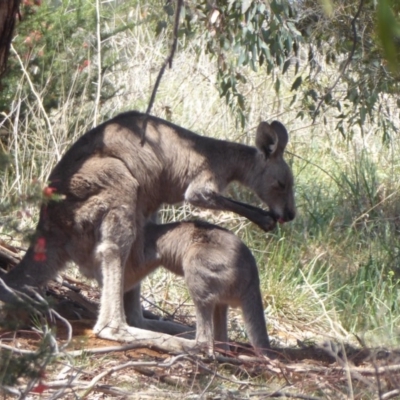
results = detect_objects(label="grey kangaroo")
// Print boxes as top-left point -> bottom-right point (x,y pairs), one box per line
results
140,220 -> 271,356
0,111 -> 295,345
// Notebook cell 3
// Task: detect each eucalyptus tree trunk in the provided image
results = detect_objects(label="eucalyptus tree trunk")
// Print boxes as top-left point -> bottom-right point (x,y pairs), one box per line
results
0,0 -> 20,83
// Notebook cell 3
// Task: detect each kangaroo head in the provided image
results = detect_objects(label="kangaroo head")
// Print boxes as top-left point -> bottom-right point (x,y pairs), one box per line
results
254,120 -> 296,223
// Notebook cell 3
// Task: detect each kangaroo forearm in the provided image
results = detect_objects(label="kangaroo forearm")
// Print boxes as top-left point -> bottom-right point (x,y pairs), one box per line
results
223,197 -> 271,218
187,189 -> 276,232
224,198 -> 277,232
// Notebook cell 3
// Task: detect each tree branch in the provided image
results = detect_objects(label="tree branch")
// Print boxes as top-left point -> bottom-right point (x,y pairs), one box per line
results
93,0 -> 102,127
141,0 -> 183,144
312,0 -> 365,122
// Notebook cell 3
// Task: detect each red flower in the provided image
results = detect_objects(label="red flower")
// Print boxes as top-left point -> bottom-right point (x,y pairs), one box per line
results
43,186 -> 56,198
33,237 -> 46,262
31,382 -> 48,394
78,59 -> 90,71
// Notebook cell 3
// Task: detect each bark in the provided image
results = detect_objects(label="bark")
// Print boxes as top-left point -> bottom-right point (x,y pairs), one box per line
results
0,0 -> 20,83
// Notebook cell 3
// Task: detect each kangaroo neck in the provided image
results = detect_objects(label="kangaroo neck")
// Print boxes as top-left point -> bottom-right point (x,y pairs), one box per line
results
215,140 -> 260,186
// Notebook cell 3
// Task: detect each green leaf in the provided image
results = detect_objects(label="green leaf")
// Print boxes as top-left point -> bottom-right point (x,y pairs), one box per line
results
291,76 -> 302,91
274,77 -> 280,93
324,92 -> 332,104
155,20 -> 167,36
308,89 -> 318,102
295,61 -> 299,75
282,59 -> 291,74
238,51 -> 247,66
360,106 -> 367,125
163,3 -> 174,16
241,0 -> 252,14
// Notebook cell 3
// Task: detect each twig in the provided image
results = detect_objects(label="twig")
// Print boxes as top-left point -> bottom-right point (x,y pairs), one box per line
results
312,0 -> 365,122
10,45 -> 61,160
0,385 -> 21,397
49,308 -> 73,351
0,277 -> 48,312
0,239 -> 22,266
287,151 -> 341,187
141,295 -> 181,320
285,362 -> 400,376
79,354 -> 187,398
66,342 -> 167,357
12,99 -> 22,195
198,362 -> 217,397
28,379 -> 131,397
140,0 -> 183,144
93,0 -> 102,126
350,190 -> 398,229
190,355 -> 276,387
381,388 -> 400,400
298,269 -> 348,339
249,391 -> 322,400
0,343 -> 38,355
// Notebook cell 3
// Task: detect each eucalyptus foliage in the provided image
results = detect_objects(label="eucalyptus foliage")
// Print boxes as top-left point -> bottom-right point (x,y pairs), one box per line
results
174,0 -> 400,138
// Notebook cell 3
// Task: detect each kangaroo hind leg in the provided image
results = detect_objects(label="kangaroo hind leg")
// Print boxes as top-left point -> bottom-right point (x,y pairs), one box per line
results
92,203 -> 138,341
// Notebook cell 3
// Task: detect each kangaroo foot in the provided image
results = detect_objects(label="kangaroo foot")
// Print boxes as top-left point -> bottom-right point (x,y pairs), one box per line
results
94,323 -> 197,354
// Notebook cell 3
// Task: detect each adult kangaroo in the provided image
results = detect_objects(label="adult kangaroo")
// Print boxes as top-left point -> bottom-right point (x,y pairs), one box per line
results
138,220 -> 272,356
0,111 -> 295,348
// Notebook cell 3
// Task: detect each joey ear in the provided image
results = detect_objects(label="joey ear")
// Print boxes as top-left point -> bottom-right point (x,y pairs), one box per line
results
255,121 -> 278,158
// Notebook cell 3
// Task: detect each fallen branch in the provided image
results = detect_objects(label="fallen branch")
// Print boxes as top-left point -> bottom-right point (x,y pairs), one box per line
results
249,390 -> 322,400
285,362 -> 400,376
381,388 -> 400,400
0,343 -> 38,355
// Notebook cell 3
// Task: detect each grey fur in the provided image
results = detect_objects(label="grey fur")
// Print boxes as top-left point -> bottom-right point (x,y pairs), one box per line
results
141,220 -> 271,355
0,111 -> 295,344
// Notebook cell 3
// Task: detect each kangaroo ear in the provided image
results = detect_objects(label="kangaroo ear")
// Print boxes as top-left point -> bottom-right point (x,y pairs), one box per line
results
271,120 -> 289,153
255,122 -> 278,158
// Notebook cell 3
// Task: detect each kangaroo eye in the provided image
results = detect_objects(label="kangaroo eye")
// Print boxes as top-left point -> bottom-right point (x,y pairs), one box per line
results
277,181 -> 286,190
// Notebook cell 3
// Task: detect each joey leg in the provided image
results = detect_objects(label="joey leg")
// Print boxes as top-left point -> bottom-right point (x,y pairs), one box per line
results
194,304 -> 215,356
213,304 -> 230,352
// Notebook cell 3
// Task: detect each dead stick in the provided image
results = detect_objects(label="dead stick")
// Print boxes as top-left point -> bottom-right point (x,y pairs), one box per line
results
141,0 -> 183,144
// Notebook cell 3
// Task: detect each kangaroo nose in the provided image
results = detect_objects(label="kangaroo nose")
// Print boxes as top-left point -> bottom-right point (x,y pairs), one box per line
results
285,209 -> 296,222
